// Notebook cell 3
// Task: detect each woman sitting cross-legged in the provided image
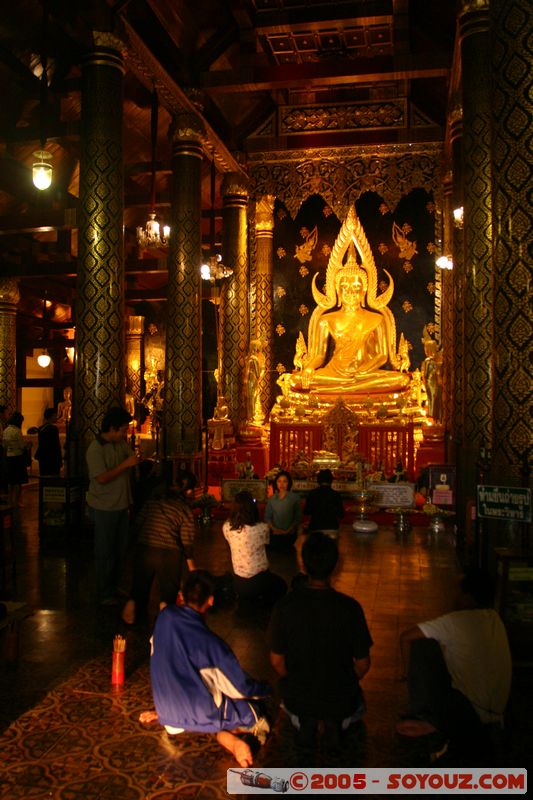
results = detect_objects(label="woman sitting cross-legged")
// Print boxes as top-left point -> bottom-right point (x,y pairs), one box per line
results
223,491 -> 287,606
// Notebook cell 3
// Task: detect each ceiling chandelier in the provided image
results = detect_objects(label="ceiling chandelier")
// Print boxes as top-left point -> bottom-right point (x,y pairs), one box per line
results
136,88 -> 170,249
201,156 -> 232,283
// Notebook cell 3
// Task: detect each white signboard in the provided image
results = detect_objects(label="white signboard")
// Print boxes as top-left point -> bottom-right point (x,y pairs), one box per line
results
367,482 -> 415,508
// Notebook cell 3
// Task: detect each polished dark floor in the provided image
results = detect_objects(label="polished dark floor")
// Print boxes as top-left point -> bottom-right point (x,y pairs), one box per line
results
0,481 -> 531,799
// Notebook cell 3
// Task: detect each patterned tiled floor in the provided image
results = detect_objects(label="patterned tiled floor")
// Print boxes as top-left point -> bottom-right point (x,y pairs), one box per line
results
0,484 -> 530,798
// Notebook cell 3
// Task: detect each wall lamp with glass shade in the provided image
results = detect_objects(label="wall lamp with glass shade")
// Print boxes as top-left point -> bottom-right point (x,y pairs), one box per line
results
436,255 -> 454,270
453,206 -> 464,228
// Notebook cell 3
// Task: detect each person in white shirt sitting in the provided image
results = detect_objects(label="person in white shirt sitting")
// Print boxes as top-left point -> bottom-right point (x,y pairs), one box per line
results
398,567 -> 512,763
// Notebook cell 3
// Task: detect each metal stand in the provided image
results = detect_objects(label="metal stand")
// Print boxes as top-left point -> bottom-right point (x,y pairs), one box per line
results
350,490 -> 378,533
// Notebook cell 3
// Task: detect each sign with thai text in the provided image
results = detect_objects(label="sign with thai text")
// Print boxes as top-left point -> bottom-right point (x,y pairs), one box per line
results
368,482 -> 415,508
477,486 -> 531,522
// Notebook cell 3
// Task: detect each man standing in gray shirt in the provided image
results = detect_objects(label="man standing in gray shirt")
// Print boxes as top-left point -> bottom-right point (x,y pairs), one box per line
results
86,407 -> 138,605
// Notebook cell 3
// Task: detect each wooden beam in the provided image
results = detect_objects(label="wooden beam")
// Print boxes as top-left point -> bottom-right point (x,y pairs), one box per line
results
201,53 -> 450,93
253,1 -> 392,31
1,120 -> 80,144
0,208 -> 77,236
126,287 -> 168,302
246,125 -> 444,154
122,18 -> 247,176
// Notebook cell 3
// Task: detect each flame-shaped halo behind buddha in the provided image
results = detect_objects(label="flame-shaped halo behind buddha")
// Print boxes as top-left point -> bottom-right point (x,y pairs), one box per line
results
308,205 -> 397,364
311,205 -> 394,311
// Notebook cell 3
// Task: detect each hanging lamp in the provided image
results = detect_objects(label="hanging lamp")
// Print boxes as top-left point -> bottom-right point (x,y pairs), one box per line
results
136,88 -> 170,248
37,294 -> 52,368
33,1 -> 53,190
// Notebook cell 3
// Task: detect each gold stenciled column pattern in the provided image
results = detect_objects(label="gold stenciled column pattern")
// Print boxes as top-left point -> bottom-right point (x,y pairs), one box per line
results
441,174 -> 454,439
164,113 -> 204,456
0,279 -> 20,412
221,172 -> 249,433
459,0 -> 493,484
254,195 -> 275,421
126,316 -> 144,401
76,38 -> 125,457
450,104 -> 464,448
491,0 -> 533,482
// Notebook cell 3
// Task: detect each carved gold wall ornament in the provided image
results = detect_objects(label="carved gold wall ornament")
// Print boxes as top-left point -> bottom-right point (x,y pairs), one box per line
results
170,112 -> 206,144
249,143 -> 443,218
281,101 -> 405,134
221,173 -> 249,198
256,195 -> 276,233
459,0 -> 489,15
0,279 -> 20,307
0,278 -> 20,412
92,31 -> 127,64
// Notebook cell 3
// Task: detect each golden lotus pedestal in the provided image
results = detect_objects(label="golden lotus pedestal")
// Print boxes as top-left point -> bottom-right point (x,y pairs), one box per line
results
349,489 -> 378,533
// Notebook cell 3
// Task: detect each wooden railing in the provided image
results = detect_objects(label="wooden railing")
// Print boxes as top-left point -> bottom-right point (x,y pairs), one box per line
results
269,420 -> 417,480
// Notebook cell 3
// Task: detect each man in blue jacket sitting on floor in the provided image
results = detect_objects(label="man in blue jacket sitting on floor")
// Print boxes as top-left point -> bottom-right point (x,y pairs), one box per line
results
139,570 -> 270,766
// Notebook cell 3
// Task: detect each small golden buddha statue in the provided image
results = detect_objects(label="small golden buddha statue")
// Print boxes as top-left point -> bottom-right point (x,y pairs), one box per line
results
421,329 -> 443,421
291,206 -> 410,396
57,386 -> 72,424
243,339 -> 265,425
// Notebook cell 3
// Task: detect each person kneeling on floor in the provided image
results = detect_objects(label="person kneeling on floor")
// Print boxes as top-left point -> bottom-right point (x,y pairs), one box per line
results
269,531 -> 373,753
397,567 -> 512,763
139,570 -> 271,767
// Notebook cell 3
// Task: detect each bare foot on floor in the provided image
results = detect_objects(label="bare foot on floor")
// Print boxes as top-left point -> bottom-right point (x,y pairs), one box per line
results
139,710 -> 159,724
216,731 -> 253,767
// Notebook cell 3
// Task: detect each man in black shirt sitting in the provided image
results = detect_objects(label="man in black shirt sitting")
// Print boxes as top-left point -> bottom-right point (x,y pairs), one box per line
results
268,532 -> 372,754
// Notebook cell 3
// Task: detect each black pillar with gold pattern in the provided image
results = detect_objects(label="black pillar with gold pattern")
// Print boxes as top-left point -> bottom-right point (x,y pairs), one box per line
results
491,0 -> 533,484
254,195 -> 275,420
0,279 -> 20,412
450,105 -> 464,449
164,114 -> 204,457
76,40 -> 125,458
126,316 -> 144,403
449,104 -> 467,527
441,174 -> 454,444
458,1 -> 493,501
221,173 -> 249,434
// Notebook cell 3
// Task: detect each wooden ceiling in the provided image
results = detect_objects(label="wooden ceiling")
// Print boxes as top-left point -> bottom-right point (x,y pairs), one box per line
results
0,0 -> 456,343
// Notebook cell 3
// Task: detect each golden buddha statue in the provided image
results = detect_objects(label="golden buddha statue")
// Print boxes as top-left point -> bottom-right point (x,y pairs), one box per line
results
291,206 -> 410,396
243,339 -> 265,425
421,328 -> 443,421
